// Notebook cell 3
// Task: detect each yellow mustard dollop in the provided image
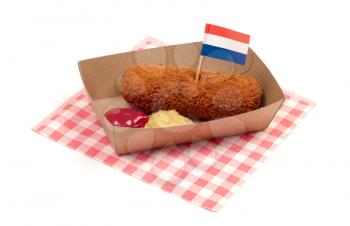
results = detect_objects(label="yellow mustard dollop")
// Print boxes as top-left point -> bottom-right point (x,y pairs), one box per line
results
145,110 -> 193,128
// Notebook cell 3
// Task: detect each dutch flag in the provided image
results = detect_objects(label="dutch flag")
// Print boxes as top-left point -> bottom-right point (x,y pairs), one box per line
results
200,24 -> 250,65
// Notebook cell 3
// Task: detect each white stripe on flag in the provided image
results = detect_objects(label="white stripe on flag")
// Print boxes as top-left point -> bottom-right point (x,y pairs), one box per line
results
203,34 -> 249,54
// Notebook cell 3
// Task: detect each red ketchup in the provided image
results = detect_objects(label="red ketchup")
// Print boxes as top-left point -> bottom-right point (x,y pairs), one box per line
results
104,108 -> 148,128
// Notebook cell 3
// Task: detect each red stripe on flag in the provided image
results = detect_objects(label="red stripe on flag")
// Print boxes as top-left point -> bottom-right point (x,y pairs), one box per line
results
205,24 -> 250,44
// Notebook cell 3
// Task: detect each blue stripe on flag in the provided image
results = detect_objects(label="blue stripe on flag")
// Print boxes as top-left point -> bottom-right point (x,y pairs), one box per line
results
200,44 -> 247,65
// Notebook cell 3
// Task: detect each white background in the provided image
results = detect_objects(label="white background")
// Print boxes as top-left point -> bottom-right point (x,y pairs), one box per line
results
1,0 -> 349,225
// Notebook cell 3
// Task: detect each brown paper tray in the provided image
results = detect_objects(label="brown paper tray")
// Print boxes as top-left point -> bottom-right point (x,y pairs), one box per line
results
78,42 -> 284,154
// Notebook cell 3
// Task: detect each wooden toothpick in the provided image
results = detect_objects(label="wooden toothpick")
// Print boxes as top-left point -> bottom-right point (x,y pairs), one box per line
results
195,55 -> 204,82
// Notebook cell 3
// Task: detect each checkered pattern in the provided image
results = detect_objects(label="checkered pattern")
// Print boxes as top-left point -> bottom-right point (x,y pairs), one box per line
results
32,37 -> 315,212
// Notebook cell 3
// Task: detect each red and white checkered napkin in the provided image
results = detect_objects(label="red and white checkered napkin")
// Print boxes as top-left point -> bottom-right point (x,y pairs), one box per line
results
32,38 -> 315,212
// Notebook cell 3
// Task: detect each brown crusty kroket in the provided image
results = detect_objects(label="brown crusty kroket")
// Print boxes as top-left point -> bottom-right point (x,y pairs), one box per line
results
120,64 -> 263,120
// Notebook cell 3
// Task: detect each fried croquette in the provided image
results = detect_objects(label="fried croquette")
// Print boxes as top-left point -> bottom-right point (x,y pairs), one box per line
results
120,64 -> 263,120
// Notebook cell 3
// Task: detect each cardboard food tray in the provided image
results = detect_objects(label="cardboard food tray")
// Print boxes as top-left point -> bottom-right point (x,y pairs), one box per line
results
78,42 -> 284,155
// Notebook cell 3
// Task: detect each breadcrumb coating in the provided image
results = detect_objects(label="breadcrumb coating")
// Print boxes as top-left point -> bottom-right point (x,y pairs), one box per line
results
120,64 -> 263,120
